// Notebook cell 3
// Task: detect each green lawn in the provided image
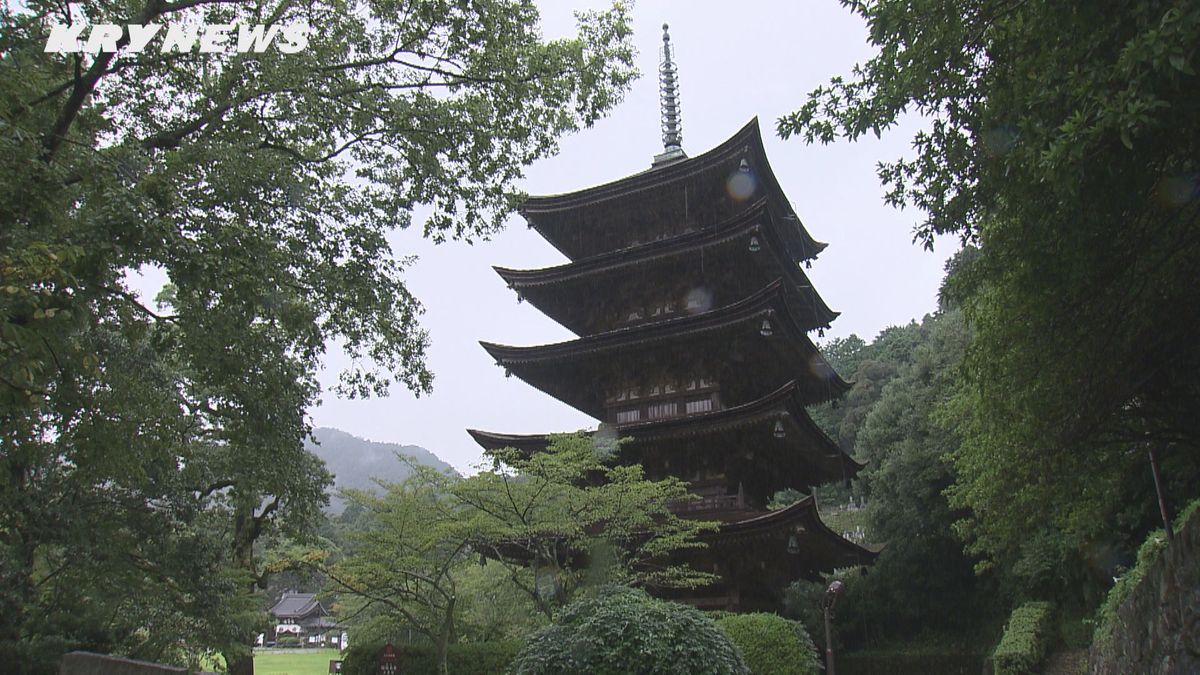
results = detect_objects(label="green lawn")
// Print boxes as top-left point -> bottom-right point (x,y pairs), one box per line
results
252,648 -> 343,675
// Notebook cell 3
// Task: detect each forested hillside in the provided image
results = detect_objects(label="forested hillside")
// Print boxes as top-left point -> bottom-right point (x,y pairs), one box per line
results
780,253 -> 1000,652
306,428 -> 455,512
778,0 -> 1200,665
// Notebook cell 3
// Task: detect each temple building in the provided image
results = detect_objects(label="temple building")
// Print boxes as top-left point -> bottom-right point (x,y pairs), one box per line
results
468,25 -> 875,612
267,592 -> 343,648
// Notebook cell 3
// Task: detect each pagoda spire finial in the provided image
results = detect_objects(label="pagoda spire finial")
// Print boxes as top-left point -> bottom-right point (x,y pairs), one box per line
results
653,23 -> 687,167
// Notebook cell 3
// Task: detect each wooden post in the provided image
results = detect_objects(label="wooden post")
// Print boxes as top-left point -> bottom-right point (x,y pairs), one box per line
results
1148,443 -> 1174,542
824,603 -> 835,675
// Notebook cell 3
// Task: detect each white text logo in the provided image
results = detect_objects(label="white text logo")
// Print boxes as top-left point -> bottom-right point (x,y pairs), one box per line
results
44,23 -> 310,54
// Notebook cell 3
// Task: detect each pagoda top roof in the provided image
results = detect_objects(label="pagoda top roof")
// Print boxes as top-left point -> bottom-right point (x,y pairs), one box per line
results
524,117 -> 765,212
519,118 -> 826,261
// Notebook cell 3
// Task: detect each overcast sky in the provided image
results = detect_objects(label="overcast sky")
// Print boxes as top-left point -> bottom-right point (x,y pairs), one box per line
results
311,1 -> 960,473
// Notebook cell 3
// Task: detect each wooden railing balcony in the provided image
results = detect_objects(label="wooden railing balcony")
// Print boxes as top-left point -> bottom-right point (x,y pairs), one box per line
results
670,492 -> 746,514
608,390 -> 720,426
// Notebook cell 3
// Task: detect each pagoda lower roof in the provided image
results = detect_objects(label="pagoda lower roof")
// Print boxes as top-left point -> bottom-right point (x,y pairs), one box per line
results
703,496 -> 876,568
467,381 -> 865,490
480,281 -> 851,419
520,118 -> 827,262
476,496 -> 876,588
660,497 -> 877,598
496,197 -> 838,336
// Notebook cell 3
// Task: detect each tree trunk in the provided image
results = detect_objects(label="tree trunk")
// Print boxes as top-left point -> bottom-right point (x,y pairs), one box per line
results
2,464 -> 37,673
225,504 -> 265,675
0,537 -> 35,673
225,651 -> 254,675
436,596 -> 456,675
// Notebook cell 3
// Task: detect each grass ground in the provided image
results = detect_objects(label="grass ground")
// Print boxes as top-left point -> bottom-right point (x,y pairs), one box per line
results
251,648 -> 343,675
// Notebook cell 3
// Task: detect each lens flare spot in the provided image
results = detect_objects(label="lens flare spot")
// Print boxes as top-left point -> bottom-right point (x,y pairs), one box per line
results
592,423 -> 619,460
808,354 -> 834,380
684,287 -> 713,314
726,171 -> 757,201
980,125 -> 1018,156
1155,173 -> 1199,208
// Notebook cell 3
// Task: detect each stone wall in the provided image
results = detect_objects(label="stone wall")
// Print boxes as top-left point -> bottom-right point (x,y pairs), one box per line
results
1089,509 -> 1200,675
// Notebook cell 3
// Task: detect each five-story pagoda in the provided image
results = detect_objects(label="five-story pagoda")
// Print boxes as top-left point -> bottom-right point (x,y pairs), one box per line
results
468,25 -> 875,612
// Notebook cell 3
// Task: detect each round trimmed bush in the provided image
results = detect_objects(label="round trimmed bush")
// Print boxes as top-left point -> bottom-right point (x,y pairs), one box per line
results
716,613 -> 820,675
511,586 -> 750,675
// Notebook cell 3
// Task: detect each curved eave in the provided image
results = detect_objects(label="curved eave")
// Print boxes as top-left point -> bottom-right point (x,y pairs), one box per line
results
501,276 -> 836,343
469,381 -> 863,483
707,498 -> 878,565
482,280 -> 834,369
495,200 -> 838,335
471,379 -> 830,444
271,600 -> 321,619
521,118 -> 762,212
499,197 -> 782,285
466,429 -> 550,454
619,382 -> 864,479
480,281 -> 850,417
520,118 -> 828,261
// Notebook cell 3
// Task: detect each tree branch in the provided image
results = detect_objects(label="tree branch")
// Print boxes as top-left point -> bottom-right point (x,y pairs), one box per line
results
42,0 -> 168,160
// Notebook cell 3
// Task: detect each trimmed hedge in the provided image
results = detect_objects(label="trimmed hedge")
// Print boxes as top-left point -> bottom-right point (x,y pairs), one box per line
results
715,613 -> 820,675
992,601 -> 1056,675
511,586 -> 749,674
341,640 -> 519,675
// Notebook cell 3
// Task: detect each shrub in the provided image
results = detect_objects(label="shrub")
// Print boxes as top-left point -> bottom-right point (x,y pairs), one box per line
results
341,640 -> 387,675
992,601 -> 1056,675
716,613 -> 820,675
340,640 -> 519,675
511,586 -> 750,674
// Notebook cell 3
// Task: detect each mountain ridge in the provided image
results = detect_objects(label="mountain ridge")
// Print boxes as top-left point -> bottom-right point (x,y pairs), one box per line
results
305,426 -> 456,511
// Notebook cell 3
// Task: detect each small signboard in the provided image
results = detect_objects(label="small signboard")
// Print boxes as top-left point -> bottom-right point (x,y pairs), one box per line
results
379,642 -> 398,675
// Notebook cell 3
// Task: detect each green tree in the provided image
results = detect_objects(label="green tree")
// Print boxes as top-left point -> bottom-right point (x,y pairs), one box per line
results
458,434 -> 717,617
319,435 -> 714,675
847,307 -> 1002,640
453,560 -> 546,643
322,464 -> 468,675
1,1 -> 635,672
780,0 -> 1200,586
805,322 -> 925,507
